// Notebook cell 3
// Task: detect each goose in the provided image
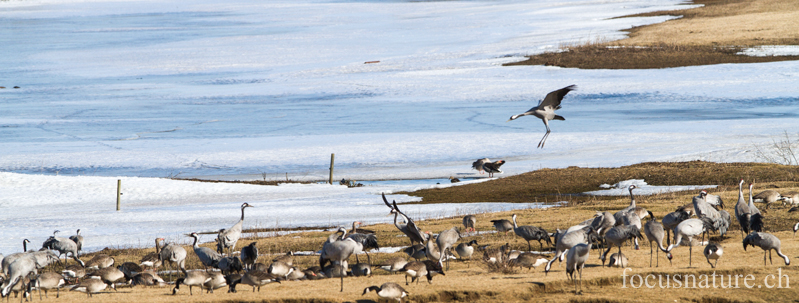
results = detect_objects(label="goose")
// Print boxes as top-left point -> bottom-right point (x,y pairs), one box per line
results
363,282 -> 409,303
267,261 -> 293,278
472,158 -> 489,174
508,253 -> 548,271
70,278 -> 113,298
753,189 -> 783,209
139,238 -> 164,268
228,270 -> 281,293
85,254 -> 114,270
507,85 -> 577,148
780,191 -> 799,206
286,266 -> 307,280
129,273 -> 159,287
399,260 -> 444,285
482,160 -> 505,178
378,257 -> 408,274
462,215 -> 477,232
455,240 -> 478,260
117,262 -> 143,280
203,272 -> 228,293
87,266 -> 125,288
34,271 -> 64,299
704,243 -> 723,268
272,252 -> 294,266
743,232 -> 789,266
62,264 -> 86,283
511,214 -> 552,251
607,253 -> 627,268
172,271 -> 212,295
217,203 -> 254,255
351,263 -> 372,277
490,219 -> 514,237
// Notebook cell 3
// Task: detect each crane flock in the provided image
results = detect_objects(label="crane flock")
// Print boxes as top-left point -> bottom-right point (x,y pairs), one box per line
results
1,176 -> 798,301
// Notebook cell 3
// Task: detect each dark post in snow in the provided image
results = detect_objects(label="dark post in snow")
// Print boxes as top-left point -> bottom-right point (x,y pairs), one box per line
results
329,153 -> 335,185
116,179 -> 121,211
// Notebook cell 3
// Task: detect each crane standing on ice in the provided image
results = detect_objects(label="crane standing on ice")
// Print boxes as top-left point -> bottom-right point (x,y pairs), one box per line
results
508,85 -> 577,148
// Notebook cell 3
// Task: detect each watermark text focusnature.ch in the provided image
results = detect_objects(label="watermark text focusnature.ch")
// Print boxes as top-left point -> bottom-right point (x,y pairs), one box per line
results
621,268 -> 790,289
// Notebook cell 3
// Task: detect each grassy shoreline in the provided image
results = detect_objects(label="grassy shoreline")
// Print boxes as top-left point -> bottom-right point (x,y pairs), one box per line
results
506,0 -> 799,69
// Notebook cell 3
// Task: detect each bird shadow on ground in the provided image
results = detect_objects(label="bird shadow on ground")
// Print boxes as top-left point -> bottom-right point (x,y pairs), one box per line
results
356,300 -> 378,303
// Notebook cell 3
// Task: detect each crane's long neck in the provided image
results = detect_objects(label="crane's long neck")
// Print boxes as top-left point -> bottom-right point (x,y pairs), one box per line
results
512,216 -> 518,228
240,206 -> 246,221
776,249 -> 790,265
749,184 -> 755,206
738,181 -> 745,204
629,188 -> 636,207
192,235 -> 199,248
155,239 -> 161,254
392,212 -> 402,229
23,240 -> 27,252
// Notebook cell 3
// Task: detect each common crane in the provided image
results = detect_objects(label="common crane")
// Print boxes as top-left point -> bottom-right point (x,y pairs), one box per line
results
319,227 -> 357,292
511,214 -> 552,251
566,242 -> 591,295
507,85 -> 577,148
190,232 -> 222,271
217,203 -> 254,255
643,211 -> 672,267
743,232 -> 789,266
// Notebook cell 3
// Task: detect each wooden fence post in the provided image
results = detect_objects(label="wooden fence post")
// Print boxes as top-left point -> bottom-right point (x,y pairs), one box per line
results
116,179 -> 121,211
329,153 -> 335,185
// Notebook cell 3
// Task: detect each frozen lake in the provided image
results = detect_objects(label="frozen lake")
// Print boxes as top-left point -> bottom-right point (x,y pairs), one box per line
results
1,0 -> 798,253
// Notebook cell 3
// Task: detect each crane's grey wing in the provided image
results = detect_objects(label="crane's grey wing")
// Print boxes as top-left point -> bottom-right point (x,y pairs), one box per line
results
393,201 -> 425,240
538,85 -> 576,110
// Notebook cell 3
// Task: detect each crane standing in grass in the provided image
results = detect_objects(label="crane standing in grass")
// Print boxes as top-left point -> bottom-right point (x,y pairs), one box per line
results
218,203 -> 254,256
508,85 -> 577,148
511,214 -> 552,251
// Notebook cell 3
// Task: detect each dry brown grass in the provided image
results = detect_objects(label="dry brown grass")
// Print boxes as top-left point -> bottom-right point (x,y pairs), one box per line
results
23,161 -> 799,302
506,0 -> 799,69
406,161 -> 799,204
